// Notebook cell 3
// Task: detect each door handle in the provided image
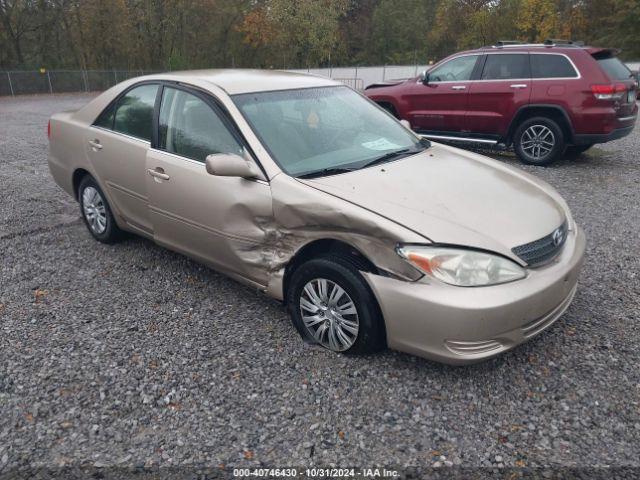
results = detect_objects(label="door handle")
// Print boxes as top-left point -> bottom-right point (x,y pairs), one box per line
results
147,168 -> 170,181
88,139 -> 102,150
451,85 -> 466,90
510,84 -> 528,89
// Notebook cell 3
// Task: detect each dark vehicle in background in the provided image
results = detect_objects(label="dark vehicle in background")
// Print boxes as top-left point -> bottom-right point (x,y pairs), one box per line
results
365,40 -> 638,165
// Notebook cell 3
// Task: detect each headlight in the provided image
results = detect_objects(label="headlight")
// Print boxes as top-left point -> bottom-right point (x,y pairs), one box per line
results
397,245 -> 526,287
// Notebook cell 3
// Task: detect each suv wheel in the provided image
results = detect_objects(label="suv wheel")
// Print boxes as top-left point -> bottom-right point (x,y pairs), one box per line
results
514,117 -> 565,166
287,254 -> 385,355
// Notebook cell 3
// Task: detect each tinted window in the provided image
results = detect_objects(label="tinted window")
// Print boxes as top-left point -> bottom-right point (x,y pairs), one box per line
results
531,54 -> 578,78
428,55 -> 479,82
159,87 -> 243,162
597,56 -> 632,81
113,84 -> 158,141
94,103 -> 115,129
481,54 -> 529,80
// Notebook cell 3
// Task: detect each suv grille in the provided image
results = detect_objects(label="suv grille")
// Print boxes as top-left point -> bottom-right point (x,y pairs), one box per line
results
512,221 -> 568,266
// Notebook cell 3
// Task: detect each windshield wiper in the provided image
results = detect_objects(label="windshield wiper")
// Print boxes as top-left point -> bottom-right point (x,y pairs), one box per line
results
297,167 -> 356,179
360,143 -> 428,169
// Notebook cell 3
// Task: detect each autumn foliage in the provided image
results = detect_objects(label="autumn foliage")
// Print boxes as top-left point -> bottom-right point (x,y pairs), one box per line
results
0,0 -> 637,71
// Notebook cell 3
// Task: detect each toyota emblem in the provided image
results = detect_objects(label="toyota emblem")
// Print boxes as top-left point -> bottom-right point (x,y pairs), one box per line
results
552,227 -> 564,246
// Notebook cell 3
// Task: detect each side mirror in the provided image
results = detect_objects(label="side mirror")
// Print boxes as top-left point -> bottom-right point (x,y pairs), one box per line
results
399,119 -> 411,129
422,73 -> 430,85
205,149 -> 264,180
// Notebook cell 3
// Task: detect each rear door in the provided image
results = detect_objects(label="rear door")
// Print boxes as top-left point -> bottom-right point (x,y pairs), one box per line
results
146,85 -> 273,286
466,53 -> 531,137
406,54 -> 481,133
85,83 -> 159,235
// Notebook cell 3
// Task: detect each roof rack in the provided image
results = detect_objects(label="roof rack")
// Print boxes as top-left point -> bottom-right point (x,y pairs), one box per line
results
544,39 -> 585,47
495,40 -> 524,47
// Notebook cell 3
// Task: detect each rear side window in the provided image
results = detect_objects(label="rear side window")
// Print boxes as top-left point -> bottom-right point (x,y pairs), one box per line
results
158,87 -> 243,162
481,54 -> 529,80
596,56 -> 632,81
94,103 -> 115,129
112,84 -> 158,141
531,54 -> 578,78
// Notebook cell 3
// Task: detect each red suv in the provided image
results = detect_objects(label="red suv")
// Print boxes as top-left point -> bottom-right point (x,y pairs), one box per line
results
365,40 -> 638,165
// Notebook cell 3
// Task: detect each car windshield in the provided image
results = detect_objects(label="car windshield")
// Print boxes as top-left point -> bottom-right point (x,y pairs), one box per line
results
232,86 -> 426,177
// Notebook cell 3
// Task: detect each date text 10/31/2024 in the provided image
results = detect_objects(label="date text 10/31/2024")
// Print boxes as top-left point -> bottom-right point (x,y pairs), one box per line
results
232,468 -> 400,478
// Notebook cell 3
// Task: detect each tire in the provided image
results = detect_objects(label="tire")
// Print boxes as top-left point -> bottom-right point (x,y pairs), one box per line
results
513,116 -> 565,166
564,144 -> 593,159
286,254 -> 386,355
78,175 -> 124,244
378,102 -> 399,119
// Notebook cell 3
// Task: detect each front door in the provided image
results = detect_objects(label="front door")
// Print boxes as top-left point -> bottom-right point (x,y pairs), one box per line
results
466,53 -> 532,137
405,54 -> 481,133
146,85 -> 273,286
85,83 -> 159,234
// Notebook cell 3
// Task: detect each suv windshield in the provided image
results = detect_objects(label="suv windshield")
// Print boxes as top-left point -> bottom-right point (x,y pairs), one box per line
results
233,86 -> 426,177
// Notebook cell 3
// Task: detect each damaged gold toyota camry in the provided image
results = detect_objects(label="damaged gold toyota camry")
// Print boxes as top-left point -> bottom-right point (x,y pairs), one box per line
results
48,70 -> 585,364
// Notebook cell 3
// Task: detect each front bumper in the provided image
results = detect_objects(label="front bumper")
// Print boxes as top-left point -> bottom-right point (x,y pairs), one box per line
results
364,226 -> 586,365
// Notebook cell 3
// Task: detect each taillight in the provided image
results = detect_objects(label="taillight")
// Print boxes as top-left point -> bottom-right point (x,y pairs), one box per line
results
591,84 -> 626,100
47,120 -> 51,140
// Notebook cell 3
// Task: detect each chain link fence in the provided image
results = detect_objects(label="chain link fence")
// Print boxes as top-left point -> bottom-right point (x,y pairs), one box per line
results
0,70 -> 163,96
4,62 -> 636,97
0,66 -> 430,97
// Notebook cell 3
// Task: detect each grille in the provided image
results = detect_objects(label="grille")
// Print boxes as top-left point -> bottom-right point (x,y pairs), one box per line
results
512,221 -> 568,267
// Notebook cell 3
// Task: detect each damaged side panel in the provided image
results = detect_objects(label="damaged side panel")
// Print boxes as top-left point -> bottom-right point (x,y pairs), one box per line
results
264,174 -> 427,300
146,158 -> 424,300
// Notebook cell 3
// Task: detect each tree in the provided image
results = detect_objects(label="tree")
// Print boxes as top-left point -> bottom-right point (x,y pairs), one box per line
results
237,0 -> 350,68
517,0 -> 558,42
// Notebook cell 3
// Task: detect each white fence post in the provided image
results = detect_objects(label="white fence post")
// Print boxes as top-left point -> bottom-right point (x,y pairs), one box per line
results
7,72 -> 14,96
46,71 -> 53,94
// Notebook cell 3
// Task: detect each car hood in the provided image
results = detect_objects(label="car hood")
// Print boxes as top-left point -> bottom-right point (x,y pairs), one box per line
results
298,143 -> 567,263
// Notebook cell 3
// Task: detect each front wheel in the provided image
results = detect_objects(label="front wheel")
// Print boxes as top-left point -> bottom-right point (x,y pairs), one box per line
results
513,117 -> 565,166
287,255 -> 385,355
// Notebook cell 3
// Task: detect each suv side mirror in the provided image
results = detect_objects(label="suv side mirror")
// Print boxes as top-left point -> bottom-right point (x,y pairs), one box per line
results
422,72 -> 430,85
205,149 -> 264,180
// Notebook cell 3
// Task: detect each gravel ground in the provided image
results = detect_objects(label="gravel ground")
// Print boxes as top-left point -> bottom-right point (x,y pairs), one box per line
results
1,93 -> 639,478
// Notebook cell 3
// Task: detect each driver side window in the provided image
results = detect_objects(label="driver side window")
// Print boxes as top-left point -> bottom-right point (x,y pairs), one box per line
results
428,55 -> 479,82
158,87 -> 243,162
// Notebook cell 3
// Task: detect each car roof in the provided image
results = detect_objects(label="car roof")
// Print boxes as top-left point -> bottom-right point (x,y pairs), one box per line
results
457,44 -> 614,57
144,69 -> 341,95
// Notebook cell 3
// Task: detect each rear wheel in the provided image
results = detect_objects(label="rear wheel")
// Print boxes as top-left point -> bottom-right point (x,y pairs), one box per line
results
78,176 -> 124,244
377,102 -> 399,119
513,117 -> 565,166
287,254 -> 385,355
564,144 -> 593,158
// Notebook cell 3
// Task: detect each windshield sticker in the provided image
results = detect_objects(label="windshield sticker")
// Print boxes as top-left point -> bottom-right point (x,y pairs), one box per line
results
361,138 -> 402,151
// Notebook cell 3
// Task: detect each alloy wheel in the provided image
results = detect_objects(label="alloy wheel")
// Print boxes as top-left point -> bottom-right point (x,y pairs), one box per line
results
82,186 -> 107,234
299,278 -> 359,352
521,125 -> 555,160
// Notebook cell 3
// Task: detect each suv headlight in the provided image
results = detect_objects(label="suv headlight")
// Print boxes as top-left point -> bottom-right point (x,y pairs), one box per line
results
397,245 -> 526,287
